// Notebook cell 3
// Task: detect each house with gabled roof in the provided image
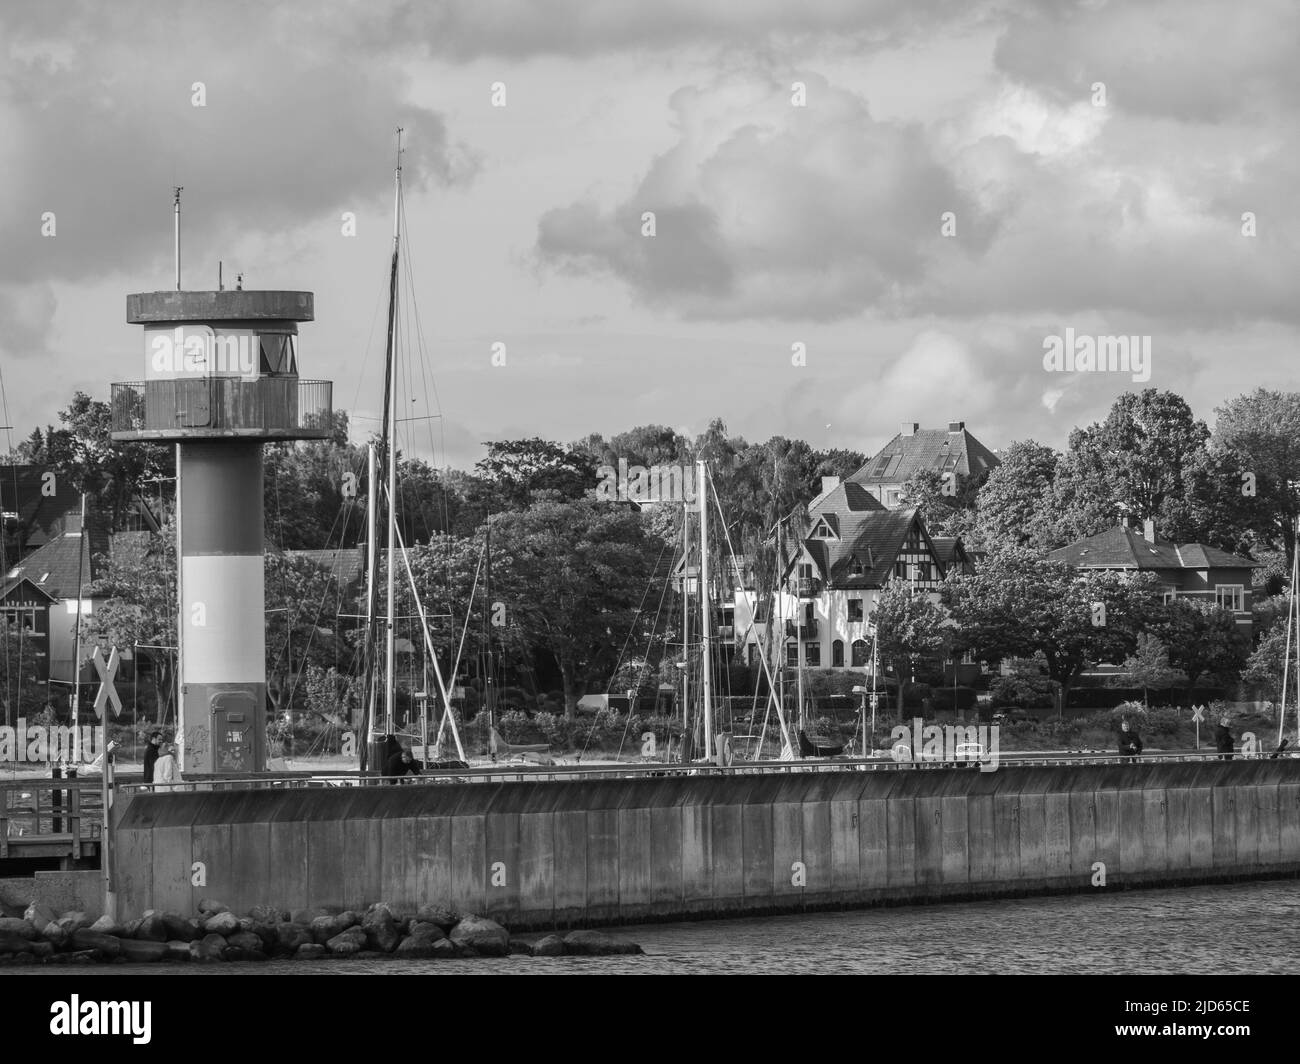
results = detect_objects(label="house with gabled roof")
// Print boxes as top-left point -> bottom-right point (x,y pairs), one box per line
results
1048,519 -> 1258,630
848,421 -> 1000,508
734,476 -> 970,673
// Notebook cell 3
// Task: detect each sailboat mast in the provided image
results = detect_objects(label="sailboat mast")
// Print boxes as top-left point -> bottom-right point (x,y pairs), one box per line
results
681,505 -> 690,750
383,129 -> 403,737
698,460 -> 713,762
359,443 -> 379,767
484,519 -> 494,728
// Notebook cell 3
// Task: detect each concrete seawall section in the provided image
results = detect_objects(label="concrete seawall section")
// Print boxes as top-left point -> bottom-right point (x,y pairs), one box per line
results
110,760 -> 1300,927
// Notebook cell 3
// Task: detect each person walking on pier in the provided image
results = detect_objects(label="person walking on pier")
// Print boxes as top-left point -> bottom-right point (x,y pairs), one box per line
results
1119,719 -> 1143,759
1215,716 -> 1235,761
385,747 -> 419,783
142,729 -> 164,782
154,743 -> 179,791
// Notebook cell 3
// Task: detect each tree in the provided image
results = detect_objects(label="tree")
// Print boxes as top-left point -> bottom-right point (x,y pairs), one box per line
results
21,392 -> 174,531
943,547 -> 1161,715
264,553 -> 348,718
1150,598 -> 1250,691
0,625 -> 46,723
85,521 -> 177,725
488,498 -> 664,717
869,581 -> 951,716
1122,633 -> 1185,703
1212,389 -> 1300,565
474,438 -> 594,510
974,440 -> 1062,551
1053,390 -> 1210,542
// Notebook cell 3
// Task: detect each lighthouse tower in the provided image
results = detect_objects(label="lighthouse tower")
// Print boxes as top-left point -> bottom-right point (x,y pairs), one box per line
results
112,291 -> 332,774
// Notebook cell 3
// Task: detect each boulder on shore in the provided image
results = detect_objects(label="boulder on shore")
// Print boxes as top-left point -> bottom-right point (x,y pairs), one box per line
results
24,902 -> 56,930
326,927 -> 367,955
449,915 -> 510,957
197,898 -> 229,915
164,941 -> 192,962
89,915 -> 126,936
276,923 -> 314,954
532,934 -> 565,957
295,942 -> 327,960
204,911 -> 241,936
119,939 -> 168,963
71,929 -> 122,958
311,911 -> 359,944
562,930 -> 644,956
415,904 -> 459,931
136,912 -> 168,942
0,917 -> 36,939
191,934 -> 227,962
361,907 -> 402,953
162,913 -> 197,942
0,930 -> 35,954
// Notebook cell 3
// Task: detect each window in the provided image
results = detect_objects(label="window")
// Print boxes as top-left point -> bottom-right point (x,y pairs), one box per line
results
917,561 -> 932,582
804,603 -> 815,625
850,555 -> 864,576
785,642 -> 798,667
832,640 -> 844,668
894,560 -> 907,579
805,643 -> 821,667
886,490 -> 901,506
847,598 -> 863,622
1161,586 -> 1177,605
851,639 -> 869,667
1216,585 -> 1244,612
798,563 -> 813,580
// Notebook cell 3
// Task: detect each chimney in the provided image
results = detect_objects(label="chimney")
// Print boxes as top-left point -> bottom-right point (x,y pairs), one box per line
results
1142,518 -> 1156,543
948,421 -> 965,433
820,475 -> 840,496
900,422 -> 918,436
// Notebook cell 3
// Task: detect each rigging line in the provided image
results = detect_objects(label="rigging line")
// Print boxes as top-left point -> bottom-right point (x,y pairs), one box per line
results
613,536 -> 675,760
711,473 -> 790,755
587,533 -> 671,760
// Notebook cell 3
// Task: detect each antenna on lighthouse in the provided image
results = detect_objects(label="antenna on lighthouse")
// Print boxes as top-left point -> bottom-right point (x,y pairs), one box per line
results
173,186 -> 183,291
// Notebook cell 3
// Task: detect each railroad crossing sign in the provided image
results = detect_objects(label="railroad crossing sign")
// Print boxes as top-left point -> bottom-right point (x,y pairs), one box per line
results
1191,703 -> 1205,749
90,646 -> 123,720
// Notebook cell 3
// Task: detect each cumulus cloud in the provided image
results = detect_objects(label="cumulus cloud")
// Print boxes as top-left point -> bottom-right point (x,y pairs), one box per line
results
536,72 -> 986,320
0,2 -> 470,288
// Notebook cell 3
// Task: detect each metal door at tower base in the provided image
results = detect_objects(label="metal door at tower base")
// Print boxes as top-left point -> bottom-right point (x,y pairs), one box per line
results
177,378 -> 212,427
211,691 -> 255,772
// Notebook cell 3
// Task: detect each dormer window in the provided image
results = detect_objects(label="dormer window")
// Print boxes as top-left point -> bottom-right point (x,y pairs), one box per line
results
810,515 -> 838,540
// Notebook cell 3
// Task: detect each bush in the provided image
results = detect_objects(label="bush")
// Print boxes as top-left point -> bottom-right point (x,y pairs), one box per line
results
498,709 -> 534,743
991,659 -> 1057,710
931,686 -> 978,713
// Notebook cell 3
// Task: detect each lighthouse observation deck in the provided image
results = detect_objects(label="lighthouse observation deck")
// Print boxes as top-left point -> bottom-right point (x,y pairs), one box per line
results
111,289 -> 333,442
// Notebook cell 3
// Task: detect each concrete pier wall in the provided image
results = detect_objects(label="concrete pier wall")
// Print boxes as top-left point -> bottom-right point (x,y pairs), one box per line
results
110,761 -> 1300,927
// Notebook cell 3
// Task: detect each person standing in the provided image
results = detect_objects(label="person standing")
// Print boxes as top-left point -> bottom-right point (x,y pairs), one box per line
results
1215,715 -> 1235,761
154,743 -> 179,790
142,730 -> 163,782
384,747 -> 419,784
1119,719 -> 1143,759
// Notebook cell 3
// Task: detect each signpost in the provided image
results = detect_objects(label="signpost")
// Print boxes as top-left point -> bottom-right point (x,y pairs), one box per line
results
90,646 -> 123,720
1192,703 -> 1205,749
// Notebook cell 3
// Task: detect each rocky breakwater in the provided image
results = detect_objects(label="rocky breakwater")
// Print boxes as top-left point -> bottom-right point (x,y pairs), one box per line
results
0,900 -> 643,965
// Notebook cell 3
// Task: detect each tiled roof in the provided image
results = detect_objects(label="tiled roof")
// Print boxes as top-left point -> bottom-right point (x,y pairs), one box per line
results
848,427 -> 1000,485
4,528 -> 100,599
802,507 -> 922,588
1048,526 -> 1258,570
809,480 -> 885,515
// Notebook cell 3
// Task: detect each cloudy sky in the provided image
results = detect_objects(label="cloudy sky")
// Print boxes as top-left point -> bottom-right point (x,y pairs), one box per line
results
1,0 -> 1296,470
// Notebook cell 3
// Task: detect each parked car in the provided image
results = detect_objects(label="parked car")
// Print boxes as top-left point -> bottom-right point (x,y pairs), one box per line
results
993,708 -> 1040,726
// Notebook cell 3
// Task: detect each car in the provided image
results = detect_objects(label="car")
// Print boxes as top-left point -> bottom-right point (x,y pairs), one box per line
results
954,742 -> 984,765
993,708 -> 1040,726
